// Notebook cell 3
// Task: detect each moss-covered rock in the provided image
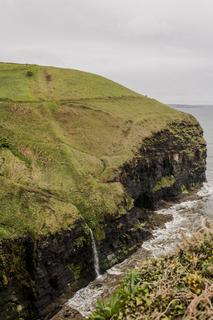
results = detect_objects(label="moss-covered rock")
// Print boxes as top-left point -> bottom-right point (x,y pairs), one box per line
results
152,175 -> 176,192
0,63 -> 207,319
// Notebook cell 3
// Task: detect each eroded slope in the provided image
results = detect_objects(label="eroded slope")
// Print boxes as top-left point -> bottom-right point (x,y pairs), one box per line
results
0,63 -> 207,320
0,63 -> 198,240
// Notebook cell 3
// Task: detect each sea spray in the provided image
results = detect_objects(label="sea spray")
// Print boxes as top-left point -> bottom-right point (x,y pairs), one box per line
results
66,191 -> 213,317
89,228 -> 100,277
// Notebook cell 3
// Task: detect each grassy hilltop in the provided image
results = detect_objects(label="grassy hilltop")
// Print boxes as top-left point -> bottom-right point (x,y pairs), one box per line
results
0,63 -> 193,239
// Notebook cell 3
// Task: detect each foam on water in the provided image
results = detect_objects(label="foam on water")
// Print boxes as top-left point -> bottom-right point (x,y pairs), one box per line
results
143,183 -> 213,255
197,182 -> 213,197
67,278 -> 107,317
54,105 -> 213,319
66,183 -> 213,317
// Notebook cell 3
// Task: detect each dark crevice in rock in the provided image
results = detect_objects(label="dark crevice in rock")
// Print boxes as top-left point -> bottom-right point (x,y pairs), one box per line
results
0,121 -> 207,320
98,121 -> 206,271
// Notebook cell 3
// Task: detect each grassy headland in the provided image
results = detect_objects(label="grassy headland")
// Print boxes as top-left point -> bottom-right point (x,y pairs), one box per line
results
0,62 -> 197,239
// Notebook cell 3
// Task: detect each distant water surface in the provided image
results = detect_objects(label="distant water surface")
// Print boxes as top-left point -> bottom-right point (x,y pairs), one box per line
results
55,105 -> 213,318
175,105 -> 213,184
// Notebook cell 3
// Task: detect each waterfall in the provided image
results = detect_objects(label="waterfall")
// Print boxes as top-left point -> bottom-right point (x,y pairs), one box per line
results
89,228 -> 100,277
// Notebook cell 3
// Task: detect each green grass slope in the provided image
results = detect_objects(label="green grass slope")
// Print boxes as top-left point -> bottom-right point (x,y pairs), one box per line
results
0,62 -> 194,239
0,62 -> 138,101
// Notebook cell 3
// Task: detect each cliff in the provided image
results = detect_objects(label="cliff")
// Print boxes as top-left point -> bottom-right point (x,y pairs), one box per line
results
0,63 -> 206,319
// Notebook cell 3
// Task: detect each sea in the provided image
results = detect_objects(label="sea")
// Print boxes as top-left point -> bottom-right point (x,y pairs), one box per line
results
54,105 -> 213,318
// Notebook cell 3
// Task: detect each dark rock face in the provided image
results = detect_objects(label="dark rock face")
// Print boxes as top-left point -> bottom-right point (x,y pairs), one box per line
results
119,121 -> 206,210
98,121 -> 206,270
0,121 -> 207,320
99,207 -> 152,272
0,220 -> 94,320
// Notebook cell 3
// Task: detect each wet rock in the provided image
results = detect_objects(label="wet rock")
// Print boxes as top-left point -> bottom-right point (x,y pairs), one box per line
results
52,306 -> 83,320
0,220 -> 94,319
0,120 -> 207,319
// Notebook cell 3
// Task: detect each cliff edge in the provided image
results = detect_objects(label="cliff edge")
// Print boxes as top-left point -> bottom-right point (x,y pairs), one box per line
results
0,63 -> 206,319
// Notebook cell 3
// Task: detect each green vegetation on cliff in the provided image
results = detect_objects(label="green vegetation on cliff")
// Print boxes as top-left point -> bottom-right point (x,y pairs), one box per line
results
90,228 -> 213,320
0,62 -> 199,239
152,176 -> 176,193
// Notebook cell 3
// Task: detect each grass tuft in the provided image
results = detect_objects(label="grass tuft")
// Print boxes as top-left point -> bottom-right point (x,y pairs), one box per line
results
90,226 -> 213,320
0,62 -> 200,239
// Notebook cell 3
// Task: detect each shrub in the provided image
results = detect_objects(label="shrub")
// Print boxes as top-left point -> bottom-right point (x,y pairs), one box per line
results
26,70 -> 33,77
45,74 -> 52,81
90,228 -> 213,320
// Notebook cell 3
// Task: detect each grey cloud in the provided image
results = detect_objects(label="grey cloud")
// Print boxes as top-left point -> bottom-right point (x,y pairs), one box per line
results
0,0 -> 213,104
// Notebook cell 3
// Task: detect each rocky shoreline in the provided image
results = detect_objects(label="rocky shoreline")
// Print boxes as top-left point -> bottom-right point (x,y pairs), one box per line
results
0,118 -> 206,320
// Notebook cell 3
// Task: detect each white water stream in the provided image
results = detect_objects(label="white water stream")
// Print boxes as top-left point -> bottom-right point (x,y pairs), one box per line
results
66,183 -> 213,318
62,106 -> 213,318
89,228 -> 100,278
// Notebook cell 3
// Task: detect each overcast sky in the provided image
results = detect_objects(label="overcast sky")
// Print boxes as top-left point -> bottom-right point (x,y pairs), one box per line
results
0,0 -> 213,104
